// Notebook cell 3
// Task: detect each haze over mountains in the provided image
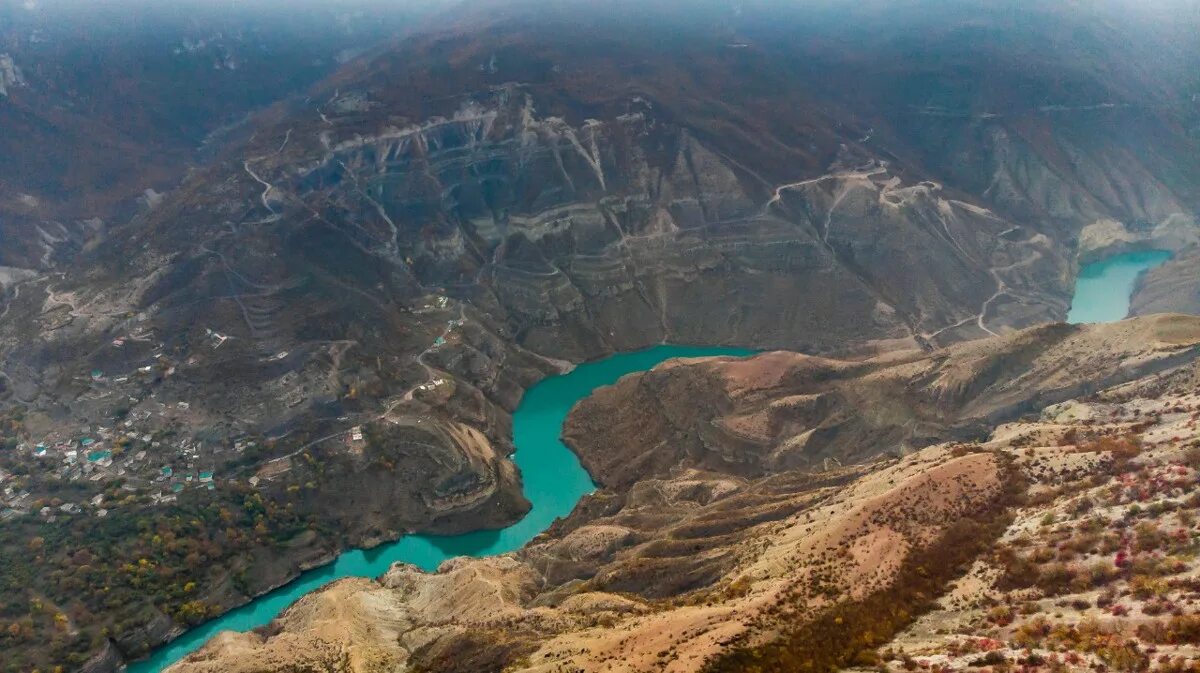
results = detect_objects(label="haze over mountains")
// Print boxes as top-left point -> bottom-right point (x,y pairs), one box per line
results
0,0 -> 436,268
0,1 -> 1196,671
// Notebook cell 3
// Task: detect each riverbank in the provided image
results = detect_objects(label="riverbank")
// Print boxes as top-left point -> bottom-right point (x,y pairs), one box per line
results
130,345 -> 753,673
127,246 -> 1175,671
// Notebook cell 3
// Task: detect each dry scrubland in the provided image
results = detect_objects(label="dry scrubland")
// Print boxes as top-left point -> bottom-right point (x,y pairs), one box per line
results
871,375 -> 1200,673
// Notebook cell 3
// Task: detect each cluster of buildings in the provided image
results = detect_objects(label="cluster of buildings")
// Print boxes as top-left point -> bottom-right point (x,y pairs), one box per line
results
1,313 -> 361,522
0,467 -> 29,521
0,410 -> 246,520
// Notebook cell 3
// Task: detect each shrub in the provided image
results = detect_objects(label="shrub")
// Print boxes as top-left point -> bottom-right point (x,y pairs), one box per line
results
1138,615 -> 1200,645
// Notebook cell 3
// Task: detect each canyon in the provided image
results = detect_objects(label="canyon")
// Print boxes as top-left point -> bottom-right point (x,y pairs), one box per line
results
0,1 -> 1195,671
164,314 -> 1200,673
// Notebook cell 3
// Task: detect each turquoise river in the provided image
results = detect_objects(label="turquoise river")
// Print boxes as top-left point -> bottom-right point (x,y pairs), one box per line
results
133,250 -> 1164,671
1066,250 -> 1172,324
131,345 -> 754,672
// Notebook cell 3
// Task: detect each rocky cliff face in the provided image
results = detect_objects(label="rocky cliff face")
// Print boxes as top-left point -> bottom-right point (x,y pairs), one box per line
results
1132,248 -> 1200,317
164,316 -> 1200,673
240,89 -> 1072,359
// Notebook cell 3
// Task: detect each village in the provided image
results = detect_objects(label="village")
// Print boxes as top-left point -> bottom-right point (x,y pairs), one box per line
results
0,293 -> 470,525
0,411 -> 238,522
0,321 -> 251,523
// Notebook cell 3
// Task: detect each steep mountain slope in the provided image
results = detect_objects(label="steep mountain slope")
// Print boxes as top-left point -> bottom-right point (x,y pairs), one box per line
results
1132,248 -> 1200,317
6,0 -> 1198,463
164,315 -> 1200,673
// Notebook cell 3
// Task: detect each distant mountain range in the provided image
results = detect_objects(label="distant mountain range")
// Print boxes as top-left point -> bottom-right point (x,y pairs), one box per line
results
0,0 -> 436,268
